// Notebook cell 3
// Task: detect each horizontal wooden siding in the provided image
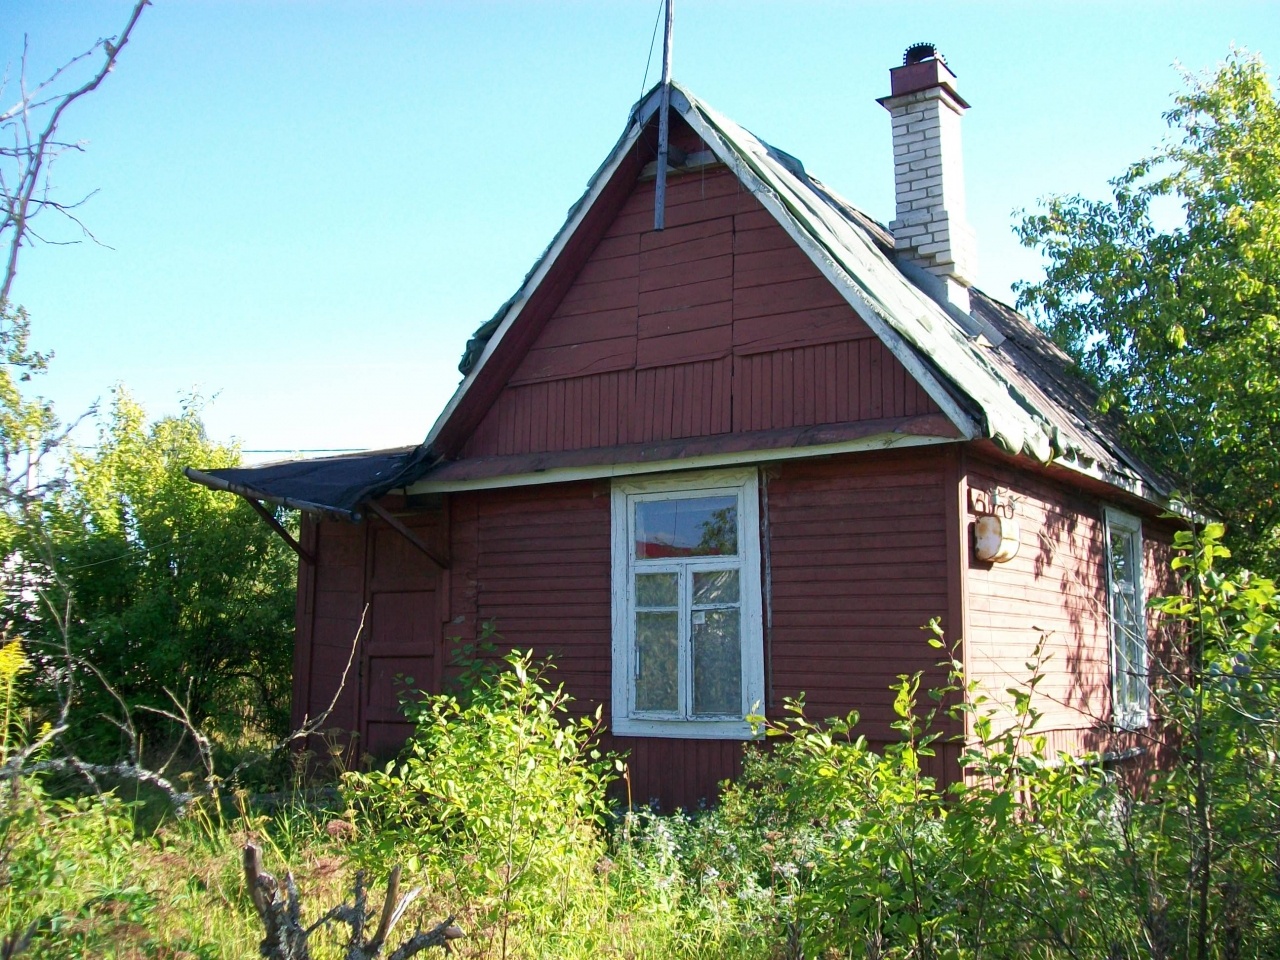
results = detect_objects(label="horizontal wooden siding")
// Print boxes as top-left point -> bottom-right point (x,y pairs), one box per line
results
461,163 -> 939,461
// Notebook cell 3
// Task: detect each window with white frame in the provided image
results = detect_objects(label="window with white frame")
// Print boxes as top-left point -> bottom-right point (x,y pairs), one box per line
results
1105,508 -> 1149,730
610,470 -> 765,739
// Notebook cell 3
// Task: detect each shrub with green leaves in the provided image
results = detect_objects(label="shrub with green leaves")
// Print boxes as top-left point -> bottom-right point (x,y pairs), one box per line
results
1,640 -> 147,956
706,638 -> 1143,958
10,389 -> 297,761
1137,523 -> 1280,959
341,651 -> 620,951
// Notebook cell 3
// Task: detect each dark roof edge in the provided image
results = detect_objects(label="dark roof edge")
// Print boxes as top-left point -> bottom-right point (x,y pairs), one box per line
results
185,444 -> 440,519
184,467 -> 360,520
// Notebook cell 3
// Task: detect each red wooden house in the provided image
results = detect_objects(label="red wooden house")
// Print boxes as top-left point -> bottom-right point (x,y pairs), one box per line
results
189,47 -> 1182,810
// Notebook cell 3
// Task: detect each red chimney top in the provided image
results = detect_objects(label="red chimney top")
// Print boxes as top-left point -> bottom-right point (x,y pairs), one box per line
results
885,43 -> 969,108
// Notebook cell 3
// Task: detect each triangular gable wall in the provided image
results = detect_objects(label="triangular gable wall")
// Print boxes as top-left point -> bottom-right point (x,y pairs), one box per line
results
442,113 -> 951,469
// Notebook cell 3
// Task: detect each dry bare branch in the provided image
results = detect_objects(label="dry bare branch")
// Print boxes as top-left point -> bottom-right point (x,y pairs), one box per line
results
0,604 -> 368,820
243,843 -> 463,960
1,0 -> 150,303
0,920 -> 37,960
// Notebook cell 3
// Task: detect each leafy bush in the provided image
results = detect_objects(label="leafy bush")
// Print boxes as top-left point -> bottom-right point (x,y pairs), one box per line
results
342,651 -> 620,954
3,527 -> 1278,960
689,522 -> 1280,960
706,653 -> 1137,958
10,389 -> 297,760
1135,523 -> 1280,958
1,639 -> 147,956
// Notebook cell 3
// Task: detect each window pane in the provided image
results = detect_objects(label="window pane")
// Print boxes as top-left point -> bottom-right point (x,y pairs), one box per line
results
635,611 -> 679,713
1107,522 -> 1147,724
693,569 -> 739,606
1110,531 -> 1137,598
1114,615 -> 1134,704
636,572 -> 678,608
692,608 -> 741,716
636,496 -> 738,559
1113,588 -> 1139,631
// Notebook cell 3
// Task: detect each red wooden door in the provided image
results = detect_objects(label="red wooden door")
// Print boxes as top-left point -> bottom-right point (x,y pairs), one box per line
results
359,517 -> 445,761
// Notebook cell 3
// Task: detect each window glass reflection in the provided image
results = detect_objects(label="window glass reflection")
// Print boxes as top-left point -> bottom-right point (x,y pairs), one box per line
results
636,496 -> 737,559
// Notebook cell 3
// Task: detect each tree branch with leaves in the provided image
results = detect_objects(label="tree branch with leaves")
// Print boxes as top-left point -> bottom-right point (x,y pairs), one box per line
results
1017,51 -> 1280,568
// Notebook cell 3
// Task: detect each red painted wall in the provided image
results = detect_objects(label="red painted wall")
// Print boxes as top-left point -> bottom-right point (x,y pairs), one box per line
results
432,449 -> 958,810
963,456 -> 1183,764
293,509 -> 447,766
459,162 -> 939,462
765,451 -> 964,781
291,449 -> 1183,805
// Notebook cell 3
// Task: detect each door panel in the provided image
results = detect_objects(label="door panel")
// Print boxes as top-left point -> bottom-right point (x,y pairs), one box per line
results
358,512 -> 445,762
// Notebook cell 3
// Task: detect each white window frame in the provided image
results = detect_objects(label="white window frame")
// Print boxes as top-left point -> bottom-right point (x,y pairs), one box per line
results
1104,507 -> 1150,730
610,469 -> 765,739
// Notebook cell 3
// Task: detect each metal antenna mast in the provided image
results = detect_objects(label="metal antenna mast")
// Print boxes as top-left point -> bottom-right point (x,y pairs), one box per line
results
654,0 -> 674,231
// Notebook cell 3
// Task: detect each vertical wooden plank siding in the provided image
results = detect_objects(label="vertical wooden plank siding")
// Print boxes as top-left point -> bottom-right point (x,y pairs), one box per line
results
294,454 -> 1188,801
358,510 -> 446,759
469,484 -> 614,701
459,161 -> 939,462
296,508 -> 447,767
766,450 -> 962,783
290,514 -> 319,733
295,445 -> 1176,799
966,462 -> 1111,744
446,483 -> 745,811
303,518 -> 366,755
945,447 -> 970,744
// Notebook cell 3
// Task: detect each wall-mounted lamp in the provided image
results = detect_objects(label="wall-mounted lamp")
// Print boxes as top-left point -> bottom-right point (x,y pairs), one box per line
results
970,487 -> 1021,563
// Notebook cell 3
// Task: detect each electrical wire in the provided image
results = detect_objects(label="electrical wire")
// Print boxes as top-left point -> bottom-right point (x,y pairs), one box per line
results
638,0 -> 664,102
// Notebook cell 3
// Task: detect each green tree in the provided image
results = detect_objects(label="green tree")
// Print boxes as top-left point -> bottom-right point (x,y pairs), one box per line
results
0,301 -> 58,550
1016,51 -> 1280,567
21,389 -> 297,757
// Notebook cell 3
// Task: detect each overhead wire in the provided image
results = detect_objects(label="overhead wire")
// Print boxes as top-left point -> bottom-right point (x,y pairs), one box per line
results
638,0 -> 664,103
37,503 -> 298,574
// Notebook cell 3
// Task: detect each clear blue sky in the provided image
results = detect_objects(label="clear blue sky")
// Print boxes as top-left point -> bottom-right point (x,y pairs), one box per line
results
6,2 -> 1279,460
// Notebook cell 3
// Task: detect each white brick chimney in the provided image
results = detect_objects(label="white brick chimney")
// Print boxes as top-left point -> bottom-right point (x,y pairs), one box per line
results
878,44 -> 977,313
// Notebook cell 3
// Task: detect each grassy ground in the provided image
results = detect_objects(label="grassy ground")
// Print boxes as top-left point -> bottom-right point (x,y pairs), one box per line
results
1,782 -> 778,960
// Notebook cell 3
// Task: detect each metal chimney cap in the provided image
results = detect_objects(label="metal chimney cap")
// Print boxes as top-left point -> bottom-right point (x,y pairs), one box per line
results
904,43 -> 946,67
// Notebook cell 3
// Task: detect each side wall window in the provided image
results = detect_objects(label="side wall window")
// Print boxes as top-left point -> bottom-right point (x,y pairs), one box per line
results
610,469 -> 765,739
1105,508 -> 1149,729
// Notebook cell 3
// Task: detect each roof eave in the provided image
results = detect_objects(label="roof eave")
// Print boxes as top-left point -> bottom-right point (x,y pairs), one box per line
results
185,466 -> 361,520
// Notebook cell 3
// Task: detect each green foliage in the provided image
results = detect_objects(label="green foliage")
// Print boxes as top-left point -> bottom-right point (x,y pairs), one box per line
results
604,807 -> 779,957
0,641 -> 148,957
0,299 -> 57,558
342,650 -> 621,953
709,637 -> 1137,959
14,388 -> 297,757
5,533 -> 1280,959
1017,52 -> 1280,567
0,301 -> 53,466
692,528 -> 1280,959
1142,522 -> 1280,958
1,777 -> 141,951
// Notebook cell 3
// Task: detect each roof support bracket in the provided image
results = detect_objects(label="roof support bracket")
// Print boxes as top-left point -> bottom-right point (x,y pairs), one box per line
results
366,499 -> 450,569
241,494 -> 316,566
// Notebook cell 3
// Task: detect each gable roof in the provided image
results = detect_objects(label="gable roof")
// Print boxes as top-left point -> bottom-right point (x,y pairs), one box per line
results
188,81 -> 1171,515
429,81 -> 1171,502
